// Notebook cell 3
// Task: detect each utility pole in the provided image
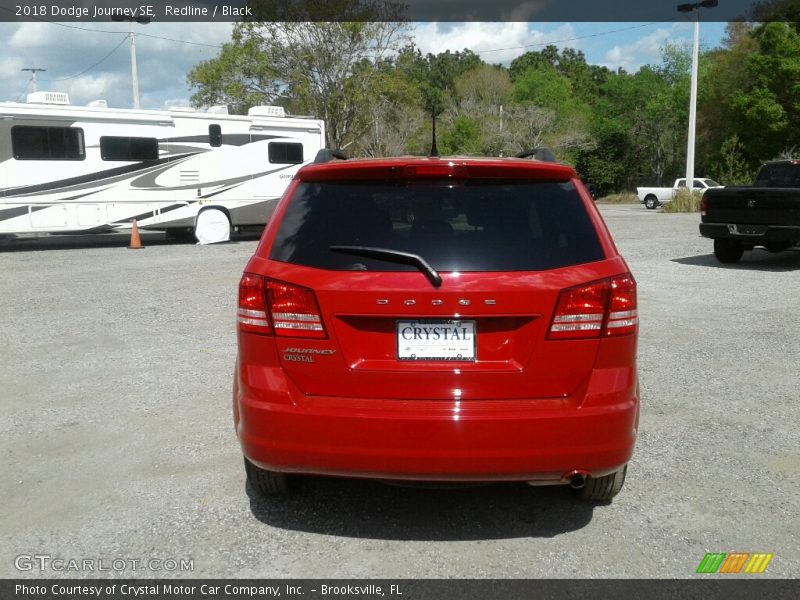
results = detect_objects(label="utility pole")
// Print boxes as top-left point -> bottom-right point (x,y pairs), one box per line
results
677,0 -> 718,189
112,15 -> 150,109
21,67 -> 46,92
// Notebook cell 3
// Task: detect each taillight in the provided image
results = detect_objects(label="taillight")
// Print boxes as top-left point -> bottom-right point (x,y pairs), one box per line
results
605,274 -> 638,336
265,279 -> 326,338
238,273 -> 270,334
548,274 -> 638,340
700,194 -> 708,217
237,276 -> 327,338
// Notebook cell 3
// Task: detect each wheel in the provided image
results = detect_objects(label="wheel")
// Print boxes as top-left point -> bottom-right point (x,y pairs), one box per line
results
713,238 -> 744,264
194,208 -> 230,244
244,457 -> 293,497
578,465 -> 627,502
644,195 -> 659,210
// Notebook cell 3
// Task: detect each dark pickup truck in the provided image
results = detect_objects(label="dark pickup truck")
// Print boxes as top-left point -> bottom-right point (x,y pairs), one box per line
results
700,159 -> 800,263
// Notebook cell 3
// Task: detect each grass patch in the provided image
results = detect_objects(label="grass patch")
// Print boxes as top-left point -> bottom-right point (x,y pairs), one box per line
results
597,193 -> 639,204
662,189 -> 701,213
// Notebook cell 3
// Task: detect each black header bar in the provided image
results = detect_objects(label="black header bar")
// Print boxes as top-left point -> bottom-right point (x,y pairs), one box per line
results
2,579 -> 800,600
0,0 -> 786,23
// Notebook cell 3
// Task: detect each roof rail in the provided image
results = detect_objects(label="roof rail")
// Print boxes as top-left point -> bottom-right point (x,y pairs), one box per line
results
515,148 -> 557,163
314,149 -> 349,164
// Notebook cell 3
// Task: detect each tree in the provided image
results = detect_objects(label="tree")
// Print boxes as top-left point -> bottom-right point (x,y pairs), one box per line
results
511,62 -> 594,163
728,22 -> 800,161
187,0 -> 410,149
709,134 -> 755,184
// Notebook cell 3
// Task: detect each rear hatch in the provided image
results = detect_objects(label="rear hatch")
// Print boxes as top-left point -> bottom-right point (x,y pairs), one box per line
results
254,170 -> 628,401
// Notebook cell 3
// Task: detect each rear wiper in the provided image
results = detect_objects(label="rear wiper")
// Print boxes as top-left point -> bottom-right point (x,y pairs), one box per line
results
329,245 -> 443,288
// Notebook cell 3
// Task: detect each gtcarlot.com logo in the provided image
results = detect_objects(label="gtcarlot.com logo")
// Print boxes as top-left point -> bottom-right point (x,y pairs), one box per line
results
696,552 -> 773,574
15,554 -> 194,572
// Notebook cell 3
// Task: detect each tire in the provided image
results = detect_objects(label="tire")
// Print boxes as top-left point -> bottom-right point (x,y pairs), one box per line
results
644,196 -> 659,210
244,457 -> 294,497
713,238 -> 744,264
194,208 -> 231,244
579,465 -> 627,502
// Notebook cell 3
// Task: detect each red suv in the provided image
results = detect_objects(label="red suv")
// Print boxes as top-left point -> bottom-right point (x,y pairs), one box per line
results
234,154 -> 639,501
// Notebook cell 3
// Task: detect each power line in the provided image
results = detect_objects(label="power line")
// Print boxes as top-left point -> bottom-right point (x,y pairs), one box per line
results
46,20 -> 225,49
43,36 -> 129,82
470,19 -> 684,55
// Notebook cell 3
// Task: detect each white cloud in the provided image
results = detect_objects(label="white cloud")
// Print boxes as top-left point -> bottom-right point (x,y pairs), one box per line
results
1,22 -> 233,108
412,22 -> 578,66
600,23 -> 692,72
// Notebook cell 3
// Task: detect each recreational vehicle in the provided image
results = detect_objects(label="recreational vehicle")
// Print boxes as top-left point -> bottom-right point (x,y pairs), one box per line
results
0,92 -> 325,244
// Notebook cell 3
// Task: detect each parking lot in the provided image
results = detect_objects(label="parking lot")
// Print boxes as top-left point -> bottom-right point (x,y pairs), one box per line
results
1,204 -> 798,578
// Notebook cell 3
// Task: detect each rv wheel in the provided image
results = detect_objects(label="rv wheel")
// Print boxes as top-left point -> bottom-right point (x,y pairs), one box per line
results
195,209 -> 231,245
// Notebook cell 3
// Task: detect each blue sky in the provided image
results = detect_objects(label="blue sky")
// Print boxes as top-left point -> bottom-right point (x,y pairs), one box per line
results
0,20 -> 730,110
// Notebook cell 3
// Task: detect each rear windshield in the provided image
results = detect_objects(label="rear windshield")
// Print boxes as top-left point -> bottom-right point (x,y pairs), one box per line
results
269,181 -> 604,272
754,163 -> 800,187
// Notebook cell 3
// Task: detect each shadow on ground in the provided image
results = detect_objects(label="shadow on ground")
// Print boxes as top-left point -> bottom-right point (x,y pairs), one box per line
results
672,248 -> 800,272
247,477 -> 597,541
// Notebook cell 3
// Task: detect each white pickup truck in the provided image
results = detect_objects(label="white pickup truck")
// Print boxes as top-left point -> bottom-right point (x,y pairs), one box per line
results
637,178 -> 723,209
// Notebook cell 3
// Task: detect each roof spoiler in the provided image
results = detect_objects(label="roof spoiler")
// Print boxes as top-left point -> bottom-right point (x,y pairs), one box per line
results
515,148 -> 556,163
313,149 -> 349,163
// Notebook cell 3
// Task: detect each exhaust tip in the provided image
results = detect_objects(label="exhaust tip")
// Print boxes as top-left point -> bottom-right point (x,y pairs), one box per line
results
565,470 -> 589,489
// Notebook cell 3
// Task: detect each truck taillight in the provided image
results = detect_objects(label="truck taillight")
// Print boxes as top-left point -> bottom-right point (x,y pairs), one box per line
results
238,275 -> 327,338
700,194 -> 708,217
238,273 -> 271,334
265,279 -> 326,339
548,274 -> 638,340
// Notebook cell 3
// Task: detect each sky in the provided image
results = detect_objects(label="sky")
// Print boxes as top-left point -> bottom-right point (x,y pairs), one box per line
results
0,20 -> 730,111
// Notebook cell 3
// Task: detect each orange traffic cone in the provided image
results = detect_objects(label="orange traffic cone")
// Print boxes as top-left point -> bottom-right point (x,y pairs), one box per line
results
128,219 -> 144,250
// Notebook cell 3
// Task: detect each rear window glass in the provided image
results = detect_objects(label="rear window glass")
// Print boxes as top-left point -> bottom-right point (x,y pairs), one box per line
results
755,163 -> 800,187
269,181 -> 604,272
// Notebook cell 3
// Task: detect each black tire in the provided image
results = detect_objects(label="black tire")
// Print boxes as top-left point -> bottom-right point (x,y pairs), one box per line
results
244,457 -> 293,497
644,196 -> 659,210
579,465 -> 627,502
713,238 -> 744,264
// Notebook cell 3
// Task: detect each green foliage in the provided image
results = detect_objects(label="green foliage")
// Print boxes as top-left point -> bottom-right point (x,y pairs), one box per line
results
440,117 -> 482,155
187,1 -> 410,149
703,21 -> 800,169
186,14 -> 800,190
662,189 -> 701,213
187,26 -> 278,114
710,135 -> 757,185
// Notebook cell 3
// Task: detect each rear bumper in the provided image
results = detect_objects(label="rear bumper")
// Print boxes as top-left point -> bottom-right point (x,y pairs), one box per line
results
234,372 -> 639,483
700,222 -> 800,242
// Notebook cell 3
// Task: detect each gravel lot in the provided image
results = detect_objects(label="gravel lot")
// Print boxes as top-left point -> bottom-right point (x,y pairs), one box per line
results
1,205 -> 798,579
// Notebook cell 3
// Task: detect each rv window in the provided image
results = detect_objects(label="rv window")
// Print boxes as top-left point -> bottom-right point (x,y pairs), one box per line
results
100,136 -> 159,161
268,142 -> 303,164
209,124 -> 222,147
12,126 -> 85,161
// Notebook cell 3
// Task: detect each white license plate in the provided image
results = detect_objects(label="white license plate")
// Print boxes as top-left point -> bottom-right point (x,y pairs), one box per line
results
396,319 -> 476,361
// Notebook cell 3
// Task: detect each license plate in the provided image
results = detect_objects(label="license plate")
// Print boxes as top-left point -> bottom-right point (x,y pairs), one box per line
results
396,319 -> 476,361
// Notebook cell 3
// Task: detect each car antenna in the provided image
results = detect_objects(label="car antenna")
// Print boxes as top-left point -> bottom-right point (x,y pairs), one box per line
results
429,109 -> 439,158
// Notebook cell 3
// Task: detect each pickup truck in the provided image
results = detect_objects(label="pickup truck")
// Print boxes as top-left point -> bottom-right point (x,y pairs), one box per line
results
637,178 -> 723,209
699,159 -> 800,263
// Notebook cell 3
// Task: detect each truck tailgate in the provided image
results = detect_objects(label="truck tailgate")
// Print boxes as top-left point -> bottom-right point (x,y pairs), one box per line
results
702,187 -> 800,226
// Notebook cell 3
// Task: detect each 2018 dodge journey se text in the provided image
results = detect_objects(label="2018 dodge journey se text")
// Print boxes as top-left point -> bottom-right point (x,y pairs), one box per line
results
233,153 -> 640,502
